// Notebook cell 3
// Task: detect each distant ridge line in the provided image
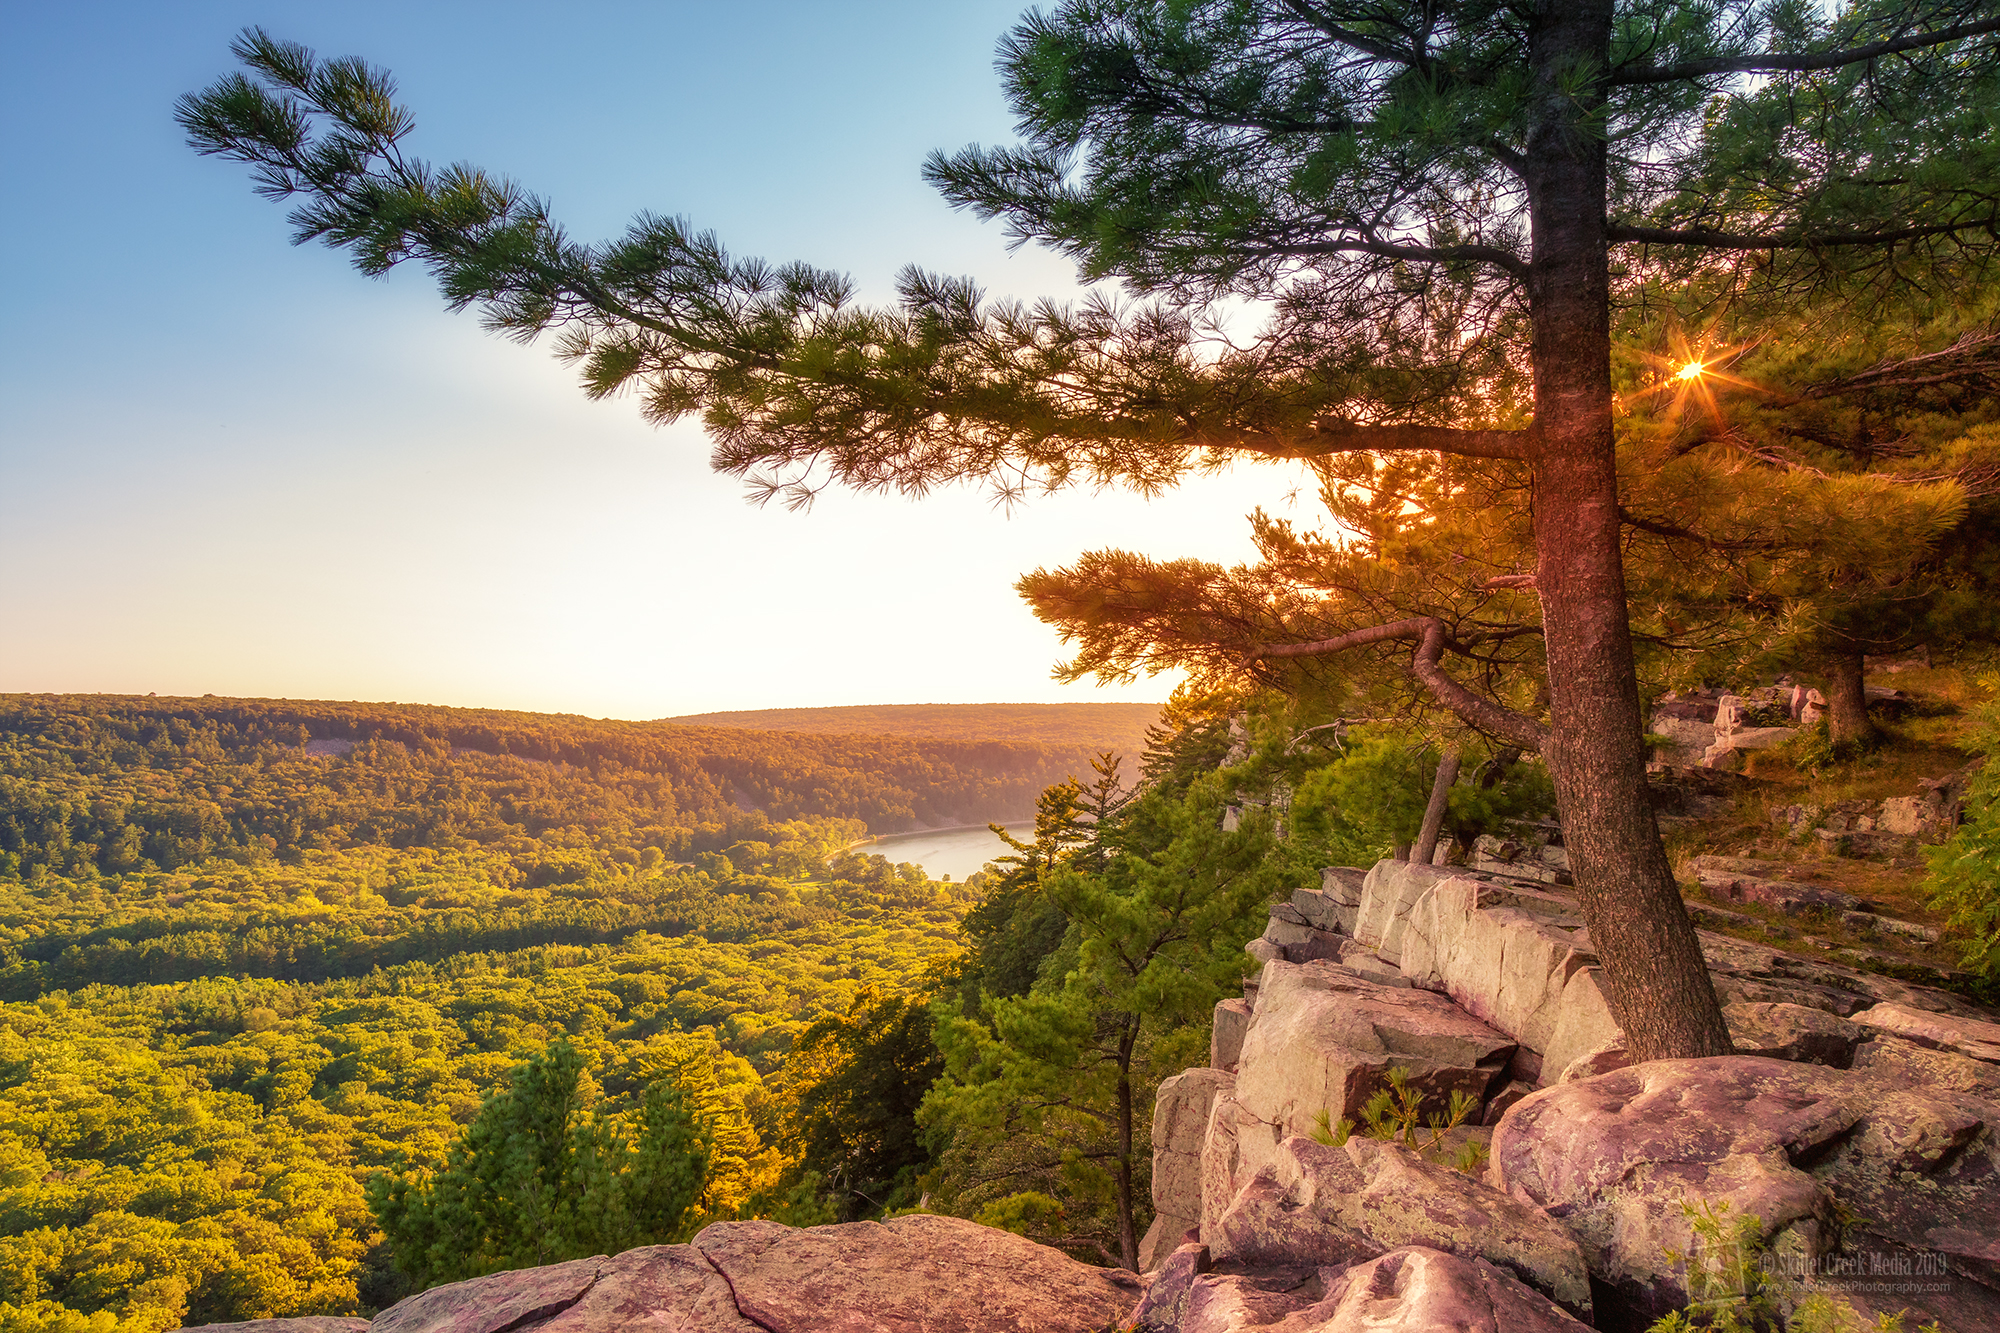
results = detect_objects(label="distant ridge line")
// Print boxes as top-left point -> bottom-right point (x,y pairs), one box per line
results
661,702 -> 1163,751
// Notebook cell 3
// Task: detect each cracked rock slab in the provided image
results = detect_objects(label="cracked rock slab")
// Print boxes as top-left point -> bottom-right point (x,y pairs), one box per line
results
692,1214 -> 1140,1333
532,1246 -> 759,1333
1492,1056 -> 2000,1332
372,1256 -> 606,1333
1208,1136 -> 1591,1319
1854,1001 -> 2000,1063
175,1322 -> 372,1333
1298,1247 -> 1587,1333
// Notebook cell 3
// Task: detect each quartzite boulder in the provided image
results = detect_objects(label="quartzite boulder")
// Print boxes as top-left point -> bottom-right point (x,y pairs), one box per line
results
1144,1068 -> 1235,1270
1490,1056 -> 2000,1331
1397,876 -> 1596,1059
528,1246 -> 759,1333
1289,1248 -> 1588,1333
1261,903 -> 1346,963
1722,1002 -> 1864,1067
177,1323 -> 372,1333
360,1214 -> 1138,1333
691,1214 -> 1141,1333
1690,856 -> 1867,913
1854,1001 -> 2000,1062
1211,997 -> 1252,1071
1851,1032 -> 2000,1100
1352,861 -> 1454,964
1230,962 -> 1513,1175
371,1256 -> 607,1333
1207,1136 -> 1591,1318
1137,1246 -> 1586,1333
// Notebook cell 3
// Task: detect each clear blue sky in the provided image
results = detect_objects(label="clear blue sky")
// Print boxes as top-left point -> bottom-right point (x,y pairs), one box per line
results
1,2 -> 1313,718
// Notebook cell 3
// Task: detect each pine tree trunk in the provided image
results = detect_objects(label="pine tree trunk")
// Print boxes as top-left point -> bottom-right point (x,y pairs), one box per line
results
1826,650 -> 1873,748
1114,1023 -> 1138,1271
1413,750 -> 1460,865
1520,0 -> 1732,1063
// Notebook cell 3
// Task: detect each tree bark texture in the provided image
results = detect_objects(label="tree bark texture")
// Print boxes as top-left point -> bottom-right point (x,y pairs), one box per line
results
1413,750 -> 1461,865
1114,1022 -> 1137,1272
1825,649 -> 1873,748
1521,0 -> 1733,1062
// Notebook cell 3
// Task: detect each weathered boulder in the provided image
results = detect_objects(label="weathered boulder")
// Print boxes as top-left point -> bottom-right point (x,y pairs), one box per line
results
1700,724 -> 1794,769
529,1246 -> 760,1333
366,1215 -> 1138,1333
1353,861 -> 1454,963
1146,1068 -> 1235,1270
1723,1001 -> 1864,1067
1697,928 -> 1984,1019
1262,904 -> 1346,963
1139,1246 -> 1586,1333
1301,867 -> 1367,936
1851,1033 -> 2000,1100
1244,936 -> 1283,971
1468,833 -> 1573,885
1128,1240 -> 1213,1330
692,1214 -> 1141,1332
1200,1091 -> 1259,1243
1208,1136 -> 1590,1317
1295,1248 -> 1588,1333
1554,1040 -> 1632,1084
176,1323 -> 371,1333
1231,962 -> 1513,1172
1854,1001 -> 2000,1062
1211,997 -> 1252,1071
372,1256 -> 609,1333
1538,967 -> 1623,1089
1398,876 -> 1595,1059
1491,1056 -> 2000,1331
1327,936 -> 1410,988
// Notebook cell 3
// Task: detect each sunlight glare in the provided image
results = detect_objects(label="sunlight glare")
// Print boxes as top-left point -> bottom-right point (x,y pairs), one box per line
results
1676,360 -> 1706,381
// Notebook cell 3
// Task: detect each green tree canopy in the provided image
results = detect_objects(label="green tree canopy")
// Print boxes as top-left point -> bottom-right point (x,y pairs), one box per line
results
367,1040 -> 710,1288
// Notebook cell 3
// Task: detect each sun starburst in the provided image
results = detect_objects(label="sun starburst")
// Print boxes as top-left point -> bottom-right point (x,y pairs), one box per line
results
1621,330 -> 1768,425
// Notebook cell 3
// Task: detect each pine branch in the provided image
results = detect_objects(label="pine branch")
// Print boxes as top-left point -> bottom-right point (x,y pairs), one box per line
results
1218,420 -> 1534,462
1606,220 -> 1996,251
1244,617 -> 1548,750
1611,15 -> 2000,85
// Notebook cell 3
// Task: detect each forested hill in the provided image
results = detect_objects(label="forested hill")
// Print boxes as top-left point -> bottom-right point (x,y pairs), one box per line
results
1,691 -> 1035,1328
662,701 -> 1161,751
0,694 -> 1115,860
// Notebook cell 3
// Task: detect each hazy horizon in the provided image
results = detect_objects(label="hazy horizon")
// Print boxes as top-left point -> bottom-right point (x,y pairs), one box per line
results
1,2 -> 1318,718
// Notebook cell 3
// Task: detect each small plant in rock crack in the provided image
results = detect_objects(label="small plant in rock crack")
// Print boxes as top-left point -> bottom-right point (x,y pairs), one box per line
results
1650,1199 -> 1940,1333
1310,1068 -> 1483,1173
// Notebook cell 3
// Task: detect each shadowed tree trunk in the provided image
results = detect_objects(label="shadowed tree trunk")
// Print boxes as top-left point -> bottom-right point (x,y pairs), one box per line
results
1413,749 -> 1461,865
1825,649 -> 1873,749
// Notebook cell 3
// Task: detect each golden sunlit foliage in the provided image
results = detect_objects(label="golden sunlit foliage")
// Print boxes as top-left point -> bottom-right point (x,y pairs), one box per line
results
0,695 -> 1048,1332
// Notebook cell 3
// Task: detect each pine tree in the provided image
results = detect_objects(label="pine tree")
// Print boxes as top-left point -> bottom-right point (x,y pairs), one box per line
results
367,1041 -> 709,1289
178,5 -> 2000,1060
924,767 -> 1280,1269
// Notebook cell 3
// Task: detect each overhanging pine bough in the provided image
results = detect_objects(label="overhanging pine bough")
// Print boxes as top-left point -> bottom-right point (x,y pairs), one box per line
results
180,3 -> 2000,1062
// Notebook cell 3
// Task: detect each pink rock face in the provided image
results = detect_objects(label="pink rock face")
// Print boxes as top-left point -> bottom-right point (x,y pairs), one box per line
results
1232,961 -> 1515,1150
1304,1248 -> 1588,1333
532,1246 -> 759,1332
359,1215 -> 1138,1333
177,1322 -> 372,1333
1855,1001 -> 2000,1063
371,1257 -> 605,1333
1491,1056 -> 2000,1331
1152,1247 -> 1586,1333
691,1214 -> 1141,1333
1208,1137 -> 1590,1319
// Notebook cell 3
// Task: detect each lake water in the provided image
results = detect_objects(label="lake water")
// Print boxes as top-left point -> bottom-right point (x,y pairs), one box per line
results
854,822 -> 1033,882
